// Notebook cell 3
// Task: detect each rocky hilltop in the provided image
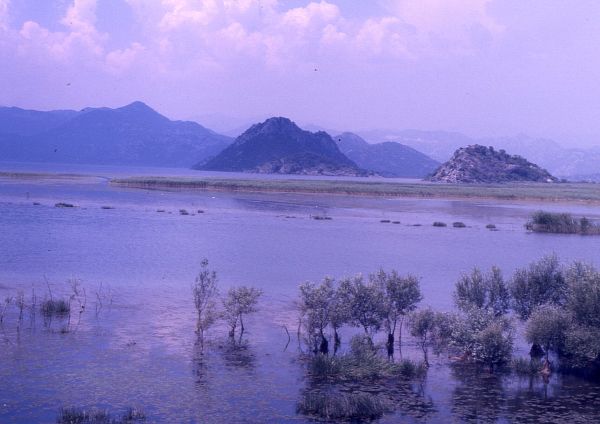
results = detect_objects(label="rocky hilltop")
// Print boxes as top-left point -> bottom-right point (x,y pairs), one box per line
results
335,132 -> 439,178
198,117 -> 367,176
427,145 -> 559,183
0,102 -> 232,167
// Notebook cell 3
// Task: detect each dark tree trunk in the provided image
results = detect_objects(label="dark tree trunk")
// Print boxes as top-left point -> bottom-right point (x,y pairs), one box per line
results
387,332 -> 395,359
319,332 -> 329,355
334,329 -> 341,354
530,343 -> 544,358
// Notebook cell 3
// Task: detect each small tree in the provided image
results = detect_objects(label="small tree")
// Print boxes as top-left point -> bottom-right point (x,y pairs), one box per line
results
192,259 -> 219,345
526,304 -> 571,362
298,278 -> 336,354
454,266 -> 509,316
510,254 -> 566,320
372,270 -> 422,357
223,286 -> 262,338
408,307 -> 436,366
338,275 -> 386,342
472,321 -> 513,372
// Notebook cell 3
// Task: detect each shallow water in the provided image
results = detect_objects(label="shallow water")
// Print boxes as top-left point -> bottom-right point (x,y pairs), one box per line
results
1,167 -> 600,423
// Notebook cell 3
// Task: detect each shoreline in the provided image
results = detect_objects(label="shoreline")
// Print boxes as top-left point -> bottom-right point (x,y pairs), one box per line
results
109,176 -> 600,204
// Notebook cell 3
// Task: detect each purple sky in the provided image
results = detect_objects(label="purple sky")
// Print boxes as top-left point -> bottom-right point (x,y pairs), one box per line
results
1,0 -> 599,146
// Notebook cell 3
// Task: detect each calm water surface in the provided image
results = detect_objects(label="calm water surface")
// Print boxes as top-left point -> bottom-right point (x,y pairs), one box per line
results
1,167 -> 600,423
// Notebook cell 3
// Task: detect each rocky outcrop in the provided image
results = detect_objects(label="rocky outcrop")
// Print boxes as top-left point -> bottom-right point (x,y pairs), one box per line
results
427,145 -> 559,183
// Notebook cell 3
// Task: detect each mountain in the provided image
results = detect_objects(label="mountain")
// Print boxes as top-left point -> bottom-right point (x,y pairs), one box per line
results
428,145 -> 559,183
357,129 -> 600,179
0,102 -> 232,168
197,117 -> 367,176
334,132 -> 440,178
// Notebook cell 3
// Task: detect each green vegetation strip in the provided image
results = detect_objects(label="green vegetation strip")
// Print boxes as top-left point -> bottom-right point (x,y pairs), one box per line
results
111,176 -> 600,203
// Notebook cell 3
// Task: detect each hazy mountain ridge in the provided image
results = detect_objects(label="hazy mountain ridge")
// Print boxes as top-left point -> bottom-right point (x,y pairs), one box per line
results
357,129 -> 600,179
334,132 -> 440,178
197,117 -> 368,176
428,144 -> 559,183
0,102 -> 232,168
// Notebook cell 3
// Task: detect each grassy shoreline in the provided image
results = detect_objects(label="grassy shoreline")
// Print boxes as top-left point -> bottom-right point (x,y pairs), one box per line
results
110,176 -> 600,203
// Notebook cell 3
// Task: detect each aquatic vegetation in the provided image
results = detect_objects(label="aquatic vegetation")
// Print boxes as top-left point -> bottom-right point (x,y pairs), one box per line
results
486,223 -> 497,229
511,357 -> 542,376
56,407 -> 145,423
380,219 -> 391,223
179,209 -> 189,215
100,206 -> 115,210
40,298 -> 70,317
525,210 -> 600,234
312,215 -> 332,220
55,202 -> 75,208
297,390 -> 389,421
432,221 -> 447,227
453,221 -> 466,228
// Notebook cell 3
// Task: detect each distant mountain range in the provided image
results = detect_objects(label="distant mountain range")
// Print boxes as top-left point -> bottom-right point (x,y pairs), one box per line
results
197,117 -> 367,176
334,132 -> 440,178
0,102 -> 232,167
428,145 -> 558,183
356,129 -> 600,180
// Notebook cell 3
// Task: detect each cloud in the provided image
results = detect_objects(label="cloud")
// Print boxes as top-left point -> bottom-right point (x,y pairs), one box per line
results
105,42 -> 145,74
383,0 -> 503,51
0,0 -> 9,31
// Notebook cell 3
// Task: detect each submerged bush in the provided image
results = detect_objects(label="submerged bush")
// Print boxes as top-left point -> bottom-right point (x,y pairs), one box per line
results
453,222 -> 466,228
432,221 -> 447,227
297,391 -> 388,421
525,210 -> 600,235
41,298 -> 70,317
511,358 -> 542,377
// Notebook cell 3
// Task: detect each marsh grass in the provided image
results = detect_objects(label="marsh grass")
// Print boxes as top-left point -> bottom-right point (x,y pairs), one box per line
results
380,219 -> 391,223
57,407 -> 145,423
40,298 -> 70,317
486,224 -> 497,230
433,222 -> 447,227
307,351 -> 427,382
55,202 -> 75,208
110,177 -> 600,203
297,391 -> 389,421
453,222 -> 466,228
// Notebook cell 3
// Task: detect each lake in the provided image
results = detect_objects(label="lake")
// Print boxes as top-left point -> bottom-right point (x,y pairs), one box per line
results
1,164 -> 600,423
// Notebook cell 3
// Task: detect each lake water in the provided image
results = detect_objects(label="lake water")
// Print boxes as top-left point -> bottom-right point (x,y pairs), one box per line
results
1,164 -> 600,423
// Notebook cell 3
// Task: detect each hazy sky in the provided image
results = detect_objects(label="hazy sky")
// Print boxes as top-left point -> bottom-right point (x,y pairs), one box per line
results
1,0 -> 600,145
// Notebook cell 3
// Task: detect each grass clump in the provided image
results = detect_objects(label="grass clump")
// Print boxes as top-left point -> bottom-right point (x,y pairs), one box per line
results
525,211 -> 600,235
55,202 -> 75,208
100,206 -> 115,210
380,219 -> 391,223
41,298 -> 70,317
453,222 -> 466,228
179,209 -> 189,215
392,221 -> 401,224
307,336 -> 427,382
433,221 -> 447,227
486,224 -> 497,230
297,391 -> 388,421
57,407 -> 145,423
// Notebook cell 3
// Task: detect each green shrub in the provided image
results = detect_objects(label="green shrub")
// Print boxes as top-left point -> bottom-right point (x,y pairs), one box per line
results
433,222 -> 447,227
453,222 -> 466,228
